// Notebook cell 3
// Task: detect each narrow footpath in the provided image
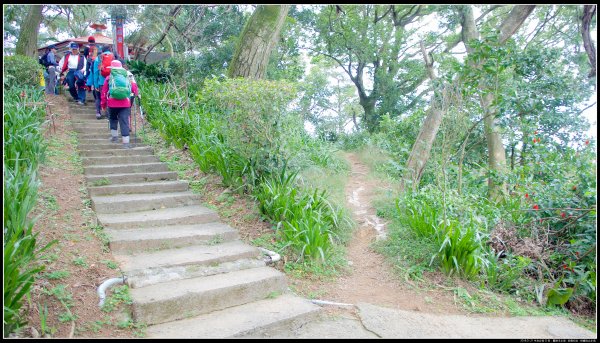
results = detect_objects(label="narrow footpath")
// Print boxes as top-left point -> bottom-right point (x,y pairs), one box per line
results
251,152 -> 595,339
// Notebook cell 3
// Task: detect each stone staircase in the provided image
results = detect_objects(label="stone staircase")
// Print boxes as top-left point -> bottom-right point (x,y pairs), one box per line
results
69,102 -> 321,338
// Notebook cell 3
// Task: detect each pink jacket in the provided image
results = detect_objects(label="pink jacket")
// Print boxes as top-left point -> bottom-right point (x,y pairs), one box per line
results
100,74 -> 139,109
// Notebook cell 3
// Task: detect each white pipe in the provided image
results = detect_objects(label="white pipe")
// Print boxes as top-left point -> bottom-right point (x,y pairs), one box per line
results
97,276 -> 127,307
258,247 -> 281,265
311,299 -> 355,308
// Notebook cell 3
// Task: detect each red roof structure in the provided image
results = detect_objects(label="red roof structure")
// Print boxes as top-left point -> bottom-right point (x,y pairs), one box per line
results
38,24 -> 114,57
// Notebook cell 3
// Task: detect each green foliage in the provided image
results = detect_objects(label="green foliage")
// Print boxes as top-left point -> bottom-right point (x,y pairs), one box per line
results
547,286 -> 574,307
432,220 -> 486,279
3,86 -> 56,335
3,55 -> 43,90
483,251 -> 532,294
44,270 -> 70,280
201,77 -> 298,177
312,5 -> 431,132
101,285 -> 133,313
253,164 -> 348,262
396,197 -> 439,238
127,60 -> 170,83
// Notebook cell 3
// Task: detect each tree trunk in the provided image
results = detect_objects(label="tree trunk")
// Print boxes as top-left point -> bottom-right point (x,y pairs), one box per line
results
582,5 -> 597,78
461,5 -> 534,202
403,107 -> 444,191
15,5 -> 43,58
482,93 -> 509,201
402,40 -> 445,192
228,5 -> 290,79
359,95 -> 377,133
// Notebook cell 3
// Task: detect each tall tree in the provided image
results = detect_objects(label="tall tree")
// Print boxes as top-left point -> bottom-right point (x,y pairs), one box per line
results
401,41 -> 447,191
401,5 -> 511,191
312,5 -> 430,133
462,5 -> 535,201
228,5 -> 290,79
15,5 -> 43,57
402,5 -> 535,199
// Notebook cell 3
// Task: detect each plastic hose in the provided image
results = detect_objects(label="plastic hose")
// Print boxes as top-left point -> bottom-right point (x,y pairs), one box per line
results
258,247 -> 281,265
97,276 -> 127,307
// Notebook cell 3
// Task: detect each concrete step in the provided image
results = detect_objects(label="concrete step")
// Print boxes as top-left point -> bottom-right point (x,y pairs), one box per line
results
79,146 -> 154,157
78,143 -> 147,150
68,106 -> 95,112
76,137 -> 113,144
106,222 -> 238,253
76,132 -> 114,139
97,205 -> 219,229
72,121 -> 111,127
71,115 -> 105,120
84,162 -> 168,175
72,124 -> 112,132
77,136 -> 141,144
82,155 -> 159,166
116,239 -> 257,270
91,191 -> 200,214
89,180 -> 189,196
145,294 -> 321,338
116,241 -> 262,287
86,171 -> 177,185
130,266 -> 287,325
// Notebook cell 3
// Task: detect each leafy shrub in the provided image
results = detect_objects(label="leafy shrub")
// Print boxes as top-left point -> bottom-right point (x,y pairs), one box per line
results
201,77 -> 298,177
3,55 -> 43,90
127,60 -> 170,83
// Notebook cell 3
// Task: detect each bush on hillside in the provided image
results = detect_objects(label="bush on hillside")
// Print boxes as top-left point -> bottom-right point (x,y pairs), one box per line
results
3,55 -> 43,90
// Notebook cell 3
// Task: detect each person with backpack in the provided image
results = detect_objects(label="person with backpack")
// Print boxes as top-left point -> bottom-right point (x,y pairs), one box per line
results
85,43 -> 100,115
90,45 -> 113,119
101,60 -> 139,149
40,45 -> 59,95
58,42 -> 87,104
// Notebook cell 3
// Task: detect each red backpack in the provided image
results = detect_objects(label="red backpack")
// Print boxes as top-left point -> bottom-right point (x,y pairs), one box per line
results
99,52 -> 114,77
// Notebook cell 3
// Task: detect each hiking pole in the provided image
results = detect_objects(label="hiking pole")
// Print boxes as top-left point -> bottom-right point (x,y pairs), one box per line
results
129,97 -> 133,145
133,96 -> 137,145
138,95 -> 145,139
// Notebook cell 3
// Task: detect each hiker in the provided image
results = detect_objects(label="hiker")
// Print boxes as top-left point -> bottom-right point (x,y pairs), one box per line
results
76,36 -> 96,104
83,35 -> 96,59
85,43 -> 100,116
90,45 -> 114,119
101,60 -> 139,149
58,42 -> 87,104
121,62 -> 138,107
41,45 -> 59,95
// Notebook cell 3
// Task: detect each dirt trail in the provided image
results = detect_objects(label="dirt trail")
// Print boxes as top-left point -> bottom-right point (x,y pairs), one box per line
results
275,152 -> 595,339
314,152 -> 461,314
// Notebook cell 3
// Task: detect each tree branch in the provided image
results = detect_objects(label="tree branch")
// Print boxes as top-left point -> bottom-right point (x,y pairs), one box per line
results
143,5 -> 182,62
